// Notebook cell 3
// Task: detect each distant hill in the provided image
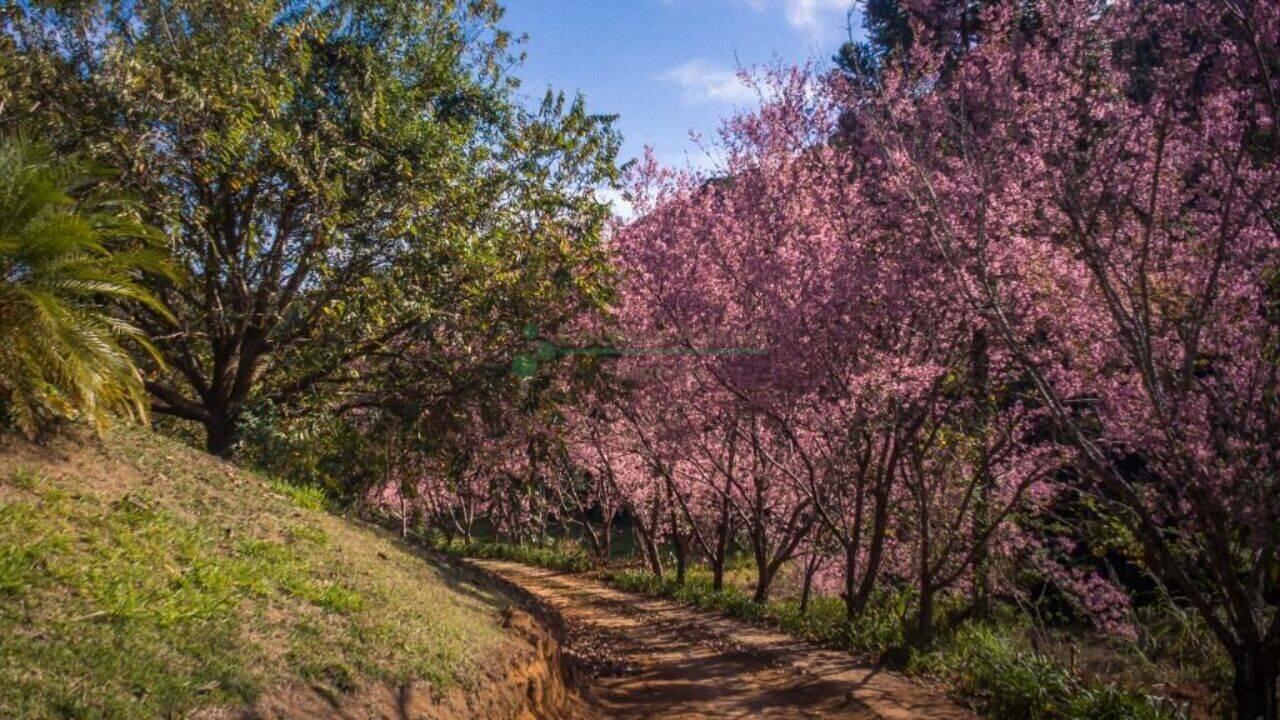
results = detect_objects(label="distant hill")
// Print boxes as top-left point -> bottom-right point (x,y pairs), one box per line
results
0,426 -> 563,719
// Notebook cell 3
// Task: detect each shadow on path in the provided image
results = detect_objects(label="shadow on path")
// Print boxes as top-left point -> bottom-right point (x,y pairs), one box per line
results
469,559 -> 976,720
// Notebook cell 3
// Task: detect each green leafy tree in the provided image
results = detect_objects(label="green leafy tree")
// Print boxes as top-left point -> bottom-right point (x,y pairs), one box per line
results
836,0 -> 1007,79
0,136 -> 174,436
3,0 -> 618,455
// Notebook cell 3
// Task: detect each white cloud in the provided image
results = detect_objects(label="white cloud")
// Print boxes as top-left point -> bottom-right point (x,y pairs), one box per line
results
661,59 -> 755,104
595,186 -> 634,220
666,0 -> 850,42
780,0 -> 851,39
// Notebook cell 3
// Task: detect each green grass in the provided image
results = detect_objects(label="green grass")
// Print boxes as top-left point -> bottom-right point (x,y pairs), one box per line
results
433,536 -> 594,573
909,624 -> 1171,720
268,478 -> 333,512
0,427 -> 512,719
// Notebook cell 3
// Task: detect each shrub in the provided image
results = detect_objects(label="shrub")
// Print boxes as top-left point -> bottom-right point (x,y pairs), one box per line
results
908,623 -> 1169,720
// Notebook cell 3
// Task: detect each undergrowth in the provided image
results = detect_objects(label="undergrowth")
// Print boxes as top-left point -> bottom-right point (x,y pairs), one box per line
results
432,537 -> 593,573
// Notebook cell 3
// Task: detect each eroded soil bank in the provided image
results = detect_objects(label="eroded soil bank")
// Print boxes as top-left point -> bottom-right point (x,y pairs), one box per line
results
244,605 -> 595,720
473,559 -> 976,720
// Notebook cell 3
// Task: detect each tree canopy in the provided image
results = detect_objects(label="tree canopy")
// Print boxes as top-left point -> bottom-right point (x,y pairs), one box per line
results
2,0 -> 620,454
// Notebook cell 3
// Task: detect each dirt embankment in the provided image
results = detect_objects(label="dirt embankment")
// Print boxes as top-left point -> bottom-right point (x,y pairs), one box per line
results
245,605 -> 592,720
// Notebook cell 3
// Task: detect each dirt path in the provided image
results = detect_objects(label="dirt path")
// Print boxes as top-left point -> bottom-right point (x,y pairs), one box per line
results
472,559 -> 975,720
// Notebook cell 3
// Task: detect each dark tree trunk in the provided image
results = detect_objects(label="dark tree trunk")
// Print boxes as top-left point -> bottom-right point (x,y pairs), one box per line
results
752,559 -> 778,604
914,508 -> 935,647
751,528 -> 771,603
850,461 -> 895,615
969,327 -> 993,620
645,534 -> 664,578
602,518 -> 613,560
800,554 -> 820,615
915,584 -> 935,647
634,515 -> 664,578
674,539 -> 688,585
670,508 -> 690,585
752,573 -> 772,604
1233,649 -> 1278,720
205,411 -> 237,456
844,544 -> 860,621
712,508 -> 731,591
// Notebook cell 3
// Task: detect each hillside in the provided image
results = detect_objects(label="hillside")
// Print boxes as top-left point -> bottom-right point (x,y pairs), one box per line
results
0,426 -> 560,719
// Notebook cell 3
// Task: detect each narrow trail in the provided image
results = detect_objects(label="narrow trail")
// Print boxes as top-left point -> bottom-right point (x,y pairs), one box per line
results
473,559 -> 975,720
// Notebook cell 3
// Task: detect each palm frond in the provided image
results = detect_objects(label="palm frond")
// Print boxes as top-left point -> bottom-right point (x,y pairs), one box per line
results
0,134 -> 176,436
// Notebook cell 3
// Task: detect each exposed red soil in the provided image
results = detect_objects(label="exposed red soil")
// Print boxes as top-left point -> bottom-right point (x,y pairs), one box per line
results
244,606 -> 595,720
474,559 -> 976,720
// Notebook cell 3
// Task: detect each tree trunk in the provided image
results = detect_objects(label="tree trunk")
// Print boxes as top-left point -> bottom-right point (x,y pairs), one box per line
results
602,515 -> 613,560
1233,649 -> 1278,720
752,575 -> 771,604
844,544 -> 860,621
915,511 -> 935,646
674,539 -> 688,585
800,554 -> 820,615
205,411 -> 237,456
969,326 -> 992,619
645,534 -> 664,577
915,584 -> 935,648
752,545 -> 769,603
670,508 -> 689,585
712,513 -> 731,591
850,468 -> 893,615
400,493 -> 408,539
634,517 -> 664,578
752,562 -> 777,604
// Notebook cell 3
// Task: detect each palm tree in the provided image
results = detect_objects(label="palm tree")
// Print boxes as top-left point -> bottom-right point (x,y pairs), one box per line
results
0,135 -> 174,436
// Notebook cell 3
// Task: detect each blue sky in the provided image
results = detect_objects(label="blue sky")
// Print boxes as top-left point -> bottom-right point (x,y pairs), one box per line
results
500,0 -> 858,170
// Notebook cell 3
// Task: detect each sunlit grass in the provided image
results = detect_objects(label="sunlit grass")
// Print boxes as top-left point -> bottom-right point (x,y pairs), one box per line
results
0,427 -> 508,719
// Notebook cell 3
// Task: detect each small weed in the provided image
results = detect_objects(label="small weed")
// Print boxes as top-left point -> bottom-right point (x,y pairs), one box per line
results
270,480 -> 330,512
286,577 -> 364,613
8,467 -> 42,491
288,523 -> 329,546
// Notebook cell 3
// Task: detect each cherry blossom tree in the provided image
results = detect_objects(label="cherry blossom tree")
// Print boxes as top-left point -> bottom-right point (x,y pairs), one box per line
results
859,1 -> 1280,714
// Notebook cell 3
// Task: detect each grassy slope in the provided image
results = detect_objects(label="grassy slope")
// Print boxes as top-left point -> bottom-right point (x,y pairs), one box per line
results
0,426 -> 514,719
